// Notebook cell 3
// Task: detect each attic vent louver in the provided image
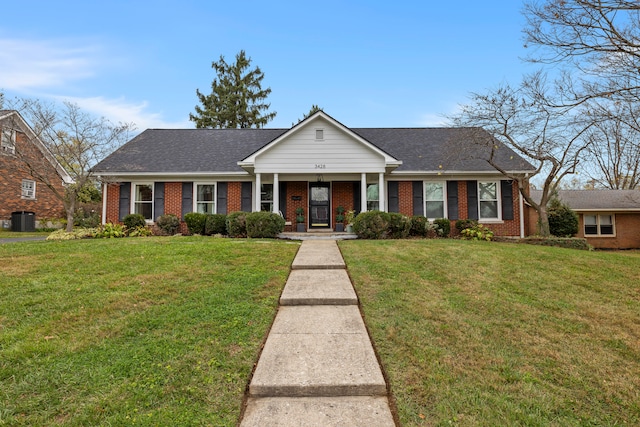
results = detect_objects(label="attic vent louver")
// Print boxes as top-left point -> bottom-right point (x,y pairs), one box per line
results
315,129 -> 324,140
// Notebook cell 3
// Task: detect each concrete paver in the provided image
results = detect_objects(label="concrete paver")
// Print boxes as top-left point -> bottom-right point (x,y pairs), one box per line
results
241,239 -> 395,426
242,396 -> 395,427
280,269 -> 357,305
291,240 -> 345,270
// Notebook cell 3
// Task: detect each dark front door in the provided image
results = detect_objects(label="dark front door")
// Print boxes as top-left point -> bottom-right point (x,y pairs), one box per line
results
309,183 -> 330,228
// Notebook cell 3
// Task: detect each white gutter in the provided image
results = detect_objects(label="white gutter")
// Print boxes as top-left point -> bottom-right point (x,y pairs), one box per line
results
519,191 -> 525,238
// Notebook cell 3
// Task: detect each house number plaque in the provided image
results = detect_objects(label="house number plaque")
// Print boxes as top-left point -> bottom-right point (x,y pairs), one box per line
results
314,164 -> 326,169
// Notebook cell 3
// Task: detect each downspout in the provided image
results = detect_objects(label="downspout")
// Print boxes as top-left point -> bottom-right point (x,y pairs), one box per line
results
519,190 -> 525,238
102,182 -> 107,225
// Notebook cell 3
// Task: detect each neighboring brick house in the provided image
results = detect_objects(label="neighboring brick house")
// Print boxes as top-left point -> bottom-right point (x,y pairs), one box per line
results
92,111 -> 536,236
0,110 -> 73,228
530,189 -> 640,249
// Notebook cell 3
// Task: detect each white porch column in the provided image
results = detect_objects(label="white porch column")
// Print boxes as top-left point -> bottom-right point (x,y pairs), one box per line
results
255,173 -> 261,212
273,173 -> 279,214
378,172 -> 385,212
361,173 -> 367,212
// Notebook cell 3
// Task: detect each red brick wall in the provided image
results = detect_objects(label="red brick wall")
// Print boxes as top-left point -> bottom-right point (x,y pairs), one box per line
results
228,182 -> 243,213
397,181 -> 413,216
104,183 -> 120,224
284,181 -> 308,231
0,129 -> 67,222
332,182 -> 354,228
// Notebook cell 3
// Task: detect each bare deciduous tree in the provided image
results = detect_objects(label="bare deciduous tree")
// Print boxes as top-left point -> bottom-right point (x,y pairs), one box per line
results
523,0 -> 640,104
583,99 -> 640,189
451,72 -> 593,236
8,98 -> 134,231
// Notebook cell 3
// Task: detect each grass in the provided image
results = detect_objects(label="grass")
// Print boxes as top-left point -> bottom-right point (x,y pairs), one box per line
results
340,240 -> 640,426
0,237 -> 299,426
0,230 -> 51,239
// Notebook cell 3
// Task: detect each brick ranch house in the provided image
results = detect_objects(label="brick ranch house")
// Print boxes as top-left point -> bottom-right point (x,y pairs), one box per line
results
92,111 -> 536,236
530,189 -> 640,249
0,110 -> 73,229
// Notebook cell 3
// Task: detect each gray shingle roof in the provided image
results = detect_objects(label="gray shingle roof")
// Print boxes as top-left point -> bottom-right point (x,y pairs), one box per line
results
531,189 -> 640,211
92,126 -> 534,174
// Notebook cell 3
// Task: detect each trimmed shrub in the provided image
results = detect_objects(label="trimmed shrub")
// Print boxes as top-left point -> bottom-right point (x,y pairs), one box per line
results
455,219 -> 478,232
460,224 -> 494,241
410,216 -> 429,237
433,218 -> 451,237
226,211 -> 248,238
548,198 -> 579,237
245,211 -> 285,238
156,214 -> 180,235
123,213 -> 146,230
46,228 -> 98,240
353,210 -> 391,239
388,213 -> 411,239
184,212 -> 207,235
521,237 -> 591,250
205,214 -> 227,236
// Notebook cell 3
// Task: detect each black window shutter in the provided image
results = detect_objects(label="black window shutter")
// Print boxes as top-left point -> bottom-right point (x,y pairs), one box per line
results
279,182 -> 287,217
388,181 -> 399,213
353,181 -> 361,214
467,181 -> 478,220
217,182 -> 228,215
447,181 -> 459,220
413,181 -> 424,216
241,182 -> 252,212
182,182 -> 193,219
501,180 -> 514,220
118,182 -> 131,221
154,182 -> 164,220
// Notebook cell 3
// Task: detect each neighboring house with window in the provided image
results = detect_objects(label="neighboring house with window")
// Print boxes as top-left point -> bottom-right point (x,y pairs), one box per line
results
0,110 -> 73,228
530,189 -> 640,249
92,111 -> 536,236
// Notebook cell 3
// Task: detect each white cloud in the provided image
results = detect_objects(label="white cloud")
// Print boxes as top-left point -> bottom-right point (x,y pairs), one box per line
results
0,38 -> 98,90
62,95 -> 191,130
417,112 -> 449,127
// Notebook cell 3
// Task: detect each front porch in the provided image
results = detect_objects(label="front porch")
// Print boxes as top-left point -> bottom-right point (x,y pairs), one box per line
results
278,230 -> 359,240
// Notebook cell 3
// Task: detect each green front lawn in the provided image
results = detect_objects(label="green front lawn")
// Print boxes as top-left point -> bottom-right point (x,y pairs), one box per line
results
0,237 -> 299,426
340,240 -> 640,426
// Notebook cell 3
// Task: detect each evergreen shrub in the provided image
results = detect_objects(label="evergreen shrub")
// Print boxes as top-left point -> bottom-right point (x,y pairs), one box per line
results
433,218 -> 451,237
123,213 -> 146,230
184,212 -> 207,235
353,210 -> 391,239
245,212 -> 285,238
226,211 -> 248,237
205,214 -> 227,236
156,214 -> 180,235
455,219 -> 479,232
410,216 -> 429,237
548,198 -> 579,237
388,213 -> 411,238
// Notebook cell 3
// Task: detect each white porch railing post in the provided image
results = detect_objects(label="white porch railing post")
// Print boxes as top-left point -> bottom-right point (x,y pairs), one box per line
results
361,173 -> 367,212
255,173 -> 261,212
273,173 -> 279,214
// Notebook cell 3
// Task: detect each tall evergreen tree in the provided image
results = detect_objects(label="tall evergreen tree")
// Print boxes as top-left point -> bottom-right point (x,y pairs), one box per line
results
190,50 -> 276,129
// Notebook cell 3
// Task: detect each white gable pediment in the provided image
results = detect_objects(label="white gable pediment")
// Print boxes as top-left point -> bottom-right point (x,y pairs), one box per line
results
239,112 -> 401,174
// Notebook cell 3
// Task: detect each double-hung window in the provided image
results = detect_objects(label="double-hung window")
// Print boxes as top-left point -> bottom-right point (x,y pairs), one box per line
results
584,214 -> 614,236
366,184 -> 379,211
425,182 -> 445,219
1,128 -> 16,154
21,179 -> 36,199
478,181 -> 499,220
196,184 -> 216,214
134,184 -> 153,220
261,184 -> 274,212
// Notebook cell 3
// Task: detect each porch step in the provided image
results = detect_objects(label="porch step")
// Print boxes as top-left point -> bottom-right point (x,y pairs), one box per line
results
279,231 -> 358,241
280,270 -> 357,306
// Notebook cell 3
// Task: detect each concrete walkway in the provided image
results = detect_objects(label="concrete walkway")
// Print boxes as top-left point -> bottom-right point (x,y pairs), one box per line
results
241,240 -> 395,426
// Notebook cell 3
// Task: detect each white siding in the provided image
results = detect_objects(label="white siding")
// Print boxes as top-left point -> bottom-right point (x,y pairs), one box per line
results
254,118 -> 386,173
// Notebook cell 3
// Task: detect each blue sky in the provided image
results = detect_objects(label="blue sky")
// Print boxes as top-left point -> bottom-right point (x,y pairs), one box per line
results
0,1 -> 535,132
